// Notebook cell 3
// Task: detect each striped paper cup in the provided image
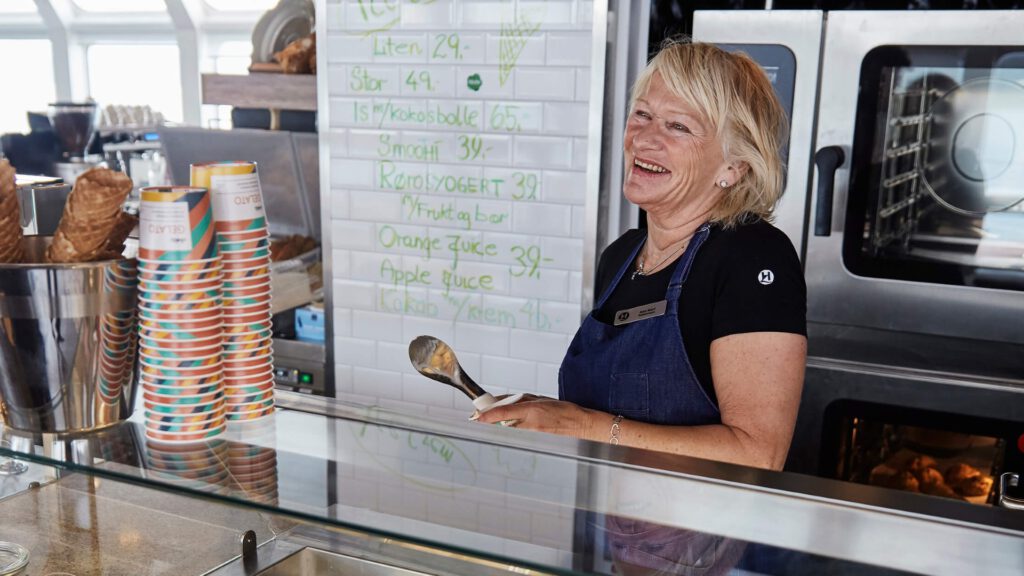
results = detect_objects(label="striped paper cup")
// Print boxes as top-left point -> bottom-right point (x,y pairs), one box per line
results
220,246 -> 271,260
139,266 -> 222,282
140,371 -> 223,387
140,345 -> 222,362
222,282 -> 271,298
218,237 -> 269,252
223,362 -> 273,378
225,406 -> 275,422
221,264 -> 271,280
138,259 -> 223,274
144,397 -> 226,415
223,320 -> 273,334
140,282 -> 220,297
222,273 -> 270,289
139,278 -> 222,293
138,186 -> 218,262
191,161 -> 268,233
138,306 -> 222,323
223,374 -> 275,391
139,334 -> 222,351
224,386 -> 275,403
222,309 -> 273,326
223,344 -> 272,362
138,315 -> 223,332
139,326 -> 224,342
141,360 -> 222,378
141,381 -> 223,397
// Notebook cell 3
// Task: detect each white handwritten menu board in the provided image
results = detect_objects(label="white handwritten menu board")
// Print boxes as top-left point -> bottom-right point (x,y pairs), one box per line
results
320,0 -> 596,411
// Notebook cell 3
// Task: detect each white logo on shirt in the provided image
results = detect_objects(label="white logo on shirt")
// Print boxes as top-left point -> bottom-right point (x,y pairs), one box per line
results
758,269 -> 775,285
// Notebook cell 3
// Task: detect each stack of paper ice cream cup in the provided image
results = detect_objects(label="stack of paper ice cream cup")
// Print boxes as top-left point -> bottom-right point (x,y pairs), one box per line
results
137,186 -> 226,443
191,161 -> 274,421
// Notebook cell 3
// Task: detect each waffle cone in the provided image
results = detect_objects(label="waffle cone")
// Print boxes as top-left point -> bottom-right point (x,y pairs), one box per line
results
0,243 -> 25,264
105,210 -> 138,255
46,167 -> 133,263
0,210 -> 20,231
0,159 -> 24,263
0,190 -> 19,215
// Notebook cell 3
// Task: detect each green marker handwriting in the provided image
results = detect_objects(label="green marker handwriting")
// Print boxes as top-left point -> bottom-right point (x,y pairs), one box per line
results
498,13 -> 542,86
400,194 -> 509,230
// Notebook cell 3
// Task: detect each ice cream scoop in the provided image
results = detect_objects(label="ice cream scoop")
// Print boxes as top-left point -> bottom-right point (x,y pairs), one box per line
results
408,335 -> 522,412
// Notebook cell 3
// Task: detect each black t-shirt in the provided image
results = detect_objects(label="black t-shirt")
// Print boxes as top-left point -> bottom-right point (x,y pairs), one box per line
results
593,220 -> 806,405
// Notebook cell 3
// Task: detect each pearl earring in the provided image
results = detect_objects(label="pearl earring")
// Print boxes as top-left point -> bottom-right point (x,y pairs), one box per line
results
718,180 -> 729,188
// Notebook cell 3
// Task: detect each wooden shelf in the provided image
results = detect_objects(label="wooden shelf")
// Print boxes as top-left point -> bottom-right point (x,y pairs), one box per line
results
201,73 -> 316,112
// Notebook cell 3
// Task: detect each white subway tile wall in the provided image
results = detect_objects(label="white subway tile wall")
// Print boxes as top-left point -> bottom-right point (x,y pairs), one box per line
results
324,1 -> 593,551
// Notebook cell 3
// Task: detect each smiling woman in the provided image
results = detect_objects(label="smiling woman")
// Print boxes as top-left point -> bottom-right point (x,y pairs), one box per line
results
476,38 -> 806,474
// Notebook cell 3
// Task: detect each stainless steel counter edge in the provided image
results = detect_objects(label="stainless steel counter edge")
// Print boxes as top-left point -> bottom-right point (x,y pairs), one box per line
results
275,391 -> 1024,576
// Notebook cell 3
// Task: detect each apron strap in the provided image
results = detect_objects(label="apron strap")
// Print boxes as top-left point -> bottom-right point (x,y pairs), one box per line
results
665,223 -> 712,305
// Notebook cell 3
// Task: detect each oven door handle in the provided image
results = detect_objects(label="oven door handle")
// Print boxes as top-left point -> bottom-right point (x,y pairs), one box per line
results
813,146 -> 845,237
998,472 -> 1024,511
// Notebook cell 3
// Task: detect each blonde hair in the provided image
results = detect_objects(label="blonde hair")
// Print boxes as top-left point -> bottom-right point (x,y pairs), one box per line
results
630,37 -> 788,228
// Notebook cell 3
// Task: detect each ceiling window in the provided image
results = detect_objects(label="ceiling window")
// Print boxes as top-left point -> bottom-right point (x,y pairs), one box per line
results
0,40 -> 55,134
200,39 -> 254,129
209,40 -> 253,74
204,0 -> 279,11
87,44 -> 183,123
72,0 -> 166,12
0,0 -> 38,13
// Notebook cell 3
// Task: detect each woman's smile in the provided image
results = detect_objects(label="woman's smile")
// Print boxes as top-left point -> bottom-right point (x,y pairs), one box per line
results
622,73 -> 727,217
633,157 -> 669,174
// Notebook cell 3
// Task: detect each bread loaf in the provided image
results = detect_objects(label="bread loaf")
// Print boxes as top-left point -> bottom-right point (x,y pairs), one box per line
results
274,33 -> 316,74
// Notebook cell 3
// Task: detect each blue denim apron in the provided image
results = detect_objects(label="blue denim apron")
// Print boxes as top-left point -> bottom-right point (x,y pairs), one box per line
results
558,223 -> 720,426
562,224 -> 729,571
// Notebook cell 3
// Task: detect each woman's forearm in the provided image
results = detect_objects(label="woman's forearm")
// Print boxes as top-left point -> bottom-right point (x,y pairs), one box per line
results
477,397 -> 793,471
589,411 -> 787,470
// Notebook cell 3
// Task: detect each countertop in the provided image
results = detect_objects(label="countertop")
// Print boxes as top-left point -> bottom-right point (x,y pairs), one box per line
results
0,465 -> 279,576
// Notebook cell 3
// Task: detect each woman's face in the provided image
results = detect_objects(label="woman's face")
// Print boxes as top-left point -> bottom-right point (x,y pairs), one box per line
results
623,73 -> 730,218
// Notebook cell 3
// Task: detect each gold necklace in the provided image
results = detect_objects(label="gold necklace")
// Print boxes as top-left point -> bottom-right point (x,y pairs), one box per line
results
631,240 -> 687,280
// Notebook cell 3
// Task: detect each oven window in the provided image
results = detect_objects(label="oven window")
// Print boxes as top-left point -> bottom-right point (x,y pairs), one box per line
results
846,46 -> 1024,291
822,401 -> 1006,505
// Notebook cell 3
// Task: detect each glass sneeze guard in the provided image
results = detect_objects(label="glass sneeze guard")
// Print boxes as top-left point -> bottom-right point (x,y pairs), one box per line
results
1,390 -> 1022,576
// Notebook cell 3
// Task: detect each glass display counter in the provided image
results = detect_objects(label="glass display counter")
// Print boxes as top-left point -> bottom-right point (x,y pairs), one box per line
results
1,391 -> 1022,576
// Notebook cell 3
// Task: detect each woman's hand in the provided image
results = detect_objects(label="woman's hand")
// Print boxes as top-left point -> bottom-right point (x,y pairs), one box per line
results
473,396 -> 604,440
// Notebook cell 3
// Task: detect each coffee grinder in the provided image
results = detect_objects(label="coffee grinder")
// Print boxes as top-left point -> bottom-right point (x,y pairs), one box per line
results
48,102 -> 104,184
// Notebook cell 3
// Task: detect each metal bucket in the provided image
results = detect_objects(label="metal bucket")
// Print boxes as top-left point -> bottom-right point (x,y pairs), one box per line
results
0,236 -> 139,433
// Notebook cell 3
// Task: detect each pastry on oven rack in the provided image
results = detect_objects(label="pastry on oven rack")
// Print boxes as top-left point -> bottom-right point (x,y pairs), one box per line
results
915,467 -> 962,499
944,463 -> 981,486
869,464 -> 921,493
957,473 -> 993,497
907,455 -> 938,476
914,466 -> 944,487
921,479 -> 960,499
893,471 -> 921,492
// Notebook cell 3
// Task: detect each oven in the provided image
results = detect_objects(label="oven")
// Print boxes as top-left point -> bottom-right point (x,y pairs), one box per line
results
821,397 -> 1024,508
806,11 -> 1024,379
694,10 -> 1024,512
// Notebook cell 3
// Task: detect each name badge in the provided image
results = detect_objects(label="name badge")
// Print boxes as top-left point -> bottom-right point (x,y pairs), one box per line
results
613,300 -> 667,326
